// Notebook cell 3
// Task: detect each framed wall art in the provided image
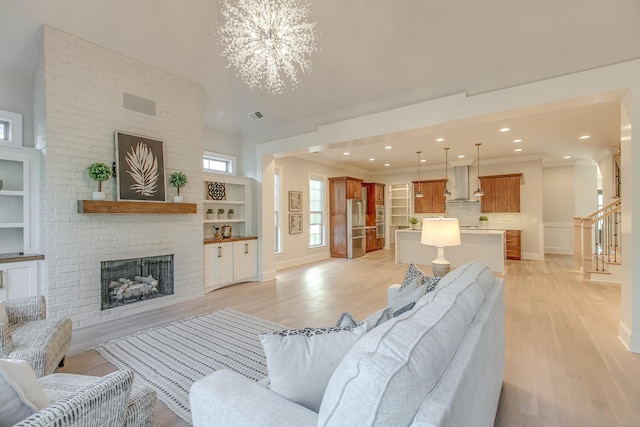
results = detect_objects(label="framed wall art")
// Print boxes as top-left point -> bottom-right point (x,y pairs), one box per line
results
289,213 -> 303,234
289,191 -> 302,212
116,132 -> 166,202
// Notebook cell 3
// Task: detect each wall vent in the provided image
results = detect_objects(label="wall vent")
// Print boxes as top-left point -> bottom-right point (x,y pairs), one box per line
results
249,110 -> 264,121
123,92 -> 156,116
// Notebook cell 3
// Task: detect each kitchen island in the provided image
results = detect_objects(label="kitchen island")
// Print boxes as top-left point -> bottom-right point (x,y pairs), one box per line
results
395,228 -> 505,273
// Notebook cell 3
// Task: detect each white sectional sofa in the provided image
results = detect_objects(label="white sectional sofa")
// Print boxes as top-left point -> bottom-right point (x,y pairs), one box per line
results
190,261 -> 504,427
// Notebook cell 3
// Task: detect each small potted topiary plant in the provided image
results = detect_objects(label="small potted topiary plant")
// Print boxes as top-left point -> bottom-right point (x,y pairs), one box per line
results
408,216 -> 419,229
479,215 -> 489,227
206,208 -> 214,220
217,208 -> 225,219
87,162 -> 112,200
228,208 -> 234,219
169,171 -> 187,203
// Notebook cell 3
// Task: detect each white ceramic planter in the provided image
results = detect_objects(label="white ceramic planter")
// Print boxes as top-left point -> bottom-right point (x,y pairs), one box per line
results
173,196 -> 183,203
92,191 -> 106,200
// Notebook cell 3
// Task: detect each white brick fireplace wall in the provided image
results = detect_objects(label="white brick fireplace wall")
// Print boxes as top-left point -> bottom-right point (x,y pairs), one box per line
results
33,26 -> 205,327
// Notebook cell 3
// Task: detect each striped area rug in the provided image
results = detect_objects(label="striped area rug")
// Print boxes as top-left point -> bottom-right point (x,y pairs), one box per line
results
94,308 -> 287,425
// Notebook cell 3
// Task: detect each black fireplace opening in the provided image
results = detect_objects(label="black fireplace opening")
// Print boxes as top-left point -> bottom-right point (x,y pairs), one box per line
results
101,254 -> 174,310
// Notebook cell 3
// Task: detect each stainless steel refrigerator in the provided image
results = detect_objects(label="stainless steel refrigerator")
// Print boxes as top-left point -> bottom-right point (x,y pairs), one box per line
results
347,199 -> 366,258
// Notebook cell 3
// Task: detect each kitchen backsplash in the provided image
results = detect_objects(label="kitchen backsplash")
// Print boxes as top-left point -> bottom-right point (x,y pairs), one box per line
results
444,202 -> 522,229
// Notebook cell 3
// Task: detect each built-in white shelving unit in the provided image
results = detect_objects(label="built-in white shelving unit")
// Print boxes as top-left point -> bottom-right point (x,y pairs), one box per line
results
0,146 -> 40,255
202,173 -> 254,239
389,183 -> 410,227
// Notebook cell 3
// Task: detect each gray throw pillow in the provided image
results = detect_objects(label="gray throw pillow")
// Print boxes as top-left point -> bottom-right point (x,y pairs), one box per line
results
260,324 -> 368,412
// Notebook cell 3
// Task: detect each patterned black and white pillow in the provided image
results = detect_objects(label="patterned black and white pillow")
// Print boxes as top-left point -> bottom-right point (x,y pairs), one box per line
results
272,326 -> 355,337
399,263 -> 442,293
424,275 -> 442,293
399,263 -> 424,291
335,312 -> 358,328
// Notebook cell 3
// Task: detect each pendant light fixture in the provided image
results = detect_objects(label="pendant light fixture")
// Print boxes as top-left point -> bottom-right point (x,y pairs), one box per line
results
473,143 -> 485,197
416,151 -> 424,198
443,147 -> 451,197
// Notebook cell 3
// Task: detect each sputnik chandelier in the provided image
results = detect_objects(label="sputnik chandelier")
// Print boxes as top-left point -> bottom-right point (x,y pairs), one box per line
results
217,0 -> 320,94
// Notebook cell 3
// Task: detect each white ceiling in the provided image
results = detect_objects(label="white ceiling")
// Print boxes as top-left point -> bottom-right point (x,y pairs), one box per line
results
1,0 -> 639,170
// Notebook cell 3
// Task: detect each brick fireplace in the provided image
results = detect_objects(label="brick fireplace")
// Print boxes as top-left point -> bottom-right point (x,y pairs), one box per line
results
34,27 -> 205,327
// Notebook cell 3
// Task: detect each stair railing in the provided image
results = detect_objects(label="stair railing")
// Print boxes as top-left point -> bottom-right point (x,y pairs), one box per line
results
574,198 -> 621,278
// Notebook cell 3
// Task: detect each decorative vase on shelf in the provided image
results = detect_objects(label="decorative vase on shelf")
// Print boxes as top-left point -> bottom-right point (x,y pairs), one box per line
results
173,195 -> 183,203
92,191 -> 106,200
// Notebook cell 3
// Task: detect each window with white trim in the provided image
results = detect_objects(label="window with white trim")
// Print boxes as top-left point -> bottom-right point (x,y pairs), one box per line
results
0,120 -> 8,141
309,174 -> 325,247
274,168 -> 283,253
203,151 -> 236,175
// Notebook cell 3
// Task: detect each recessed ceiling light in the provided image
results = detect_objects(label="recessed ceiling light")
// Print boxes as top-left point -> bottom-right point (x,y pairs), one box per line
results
384,163 -> 390,167
384,146 -> 392,150
579,135 -> 590,140
563,156 -> 571,159
500,127 -> 510,132
458,155 -> 465,158
369,158 -> 375,161
420,159 -> 426,163
514,148 -> 522,152
343,152 -> 350,155
513,139 -> 522,143
436,138 -> 444,142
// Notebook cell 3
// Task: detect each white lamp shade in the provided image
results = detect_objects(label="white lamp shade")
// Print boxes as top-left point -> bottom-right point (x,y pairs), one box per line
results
421,218 -> 461,247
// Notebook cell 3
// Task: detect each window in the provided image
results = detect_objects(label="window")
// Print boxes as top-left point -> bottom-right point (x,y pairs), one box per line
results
0,110 -> 22,147
309,174 -> 325,247
274,168 -> 282,253
0,120 -> 8,140
203,151 -> 235,175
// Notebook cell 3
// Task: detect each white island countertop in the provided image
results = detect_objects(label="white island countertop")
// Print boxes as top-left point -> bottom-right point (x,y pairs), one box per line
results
395,228 -> 505,273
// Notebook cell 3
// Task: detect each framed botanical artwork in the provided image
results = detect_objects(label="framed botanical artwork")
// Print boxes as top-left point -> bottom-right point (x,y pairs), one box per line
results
289,191 -> 302,212
115,132 -> 166,202
289,213 -> 303,234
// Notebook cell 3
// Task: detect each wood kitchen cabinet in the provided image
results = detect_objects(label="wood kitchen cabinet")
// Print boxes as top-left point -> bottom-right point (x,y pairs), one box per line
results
412,180 -> 446,214
364,182 -> 385,226
505,230 -> 521,260
329,176 -> 364,258
479,174 -> 522,213
366,228 -> 376,252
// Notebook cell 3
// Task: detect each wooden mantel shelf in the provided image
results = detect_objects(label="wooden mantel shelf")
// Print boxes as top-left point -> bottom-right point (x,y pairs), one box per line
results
78,200 -> 197,214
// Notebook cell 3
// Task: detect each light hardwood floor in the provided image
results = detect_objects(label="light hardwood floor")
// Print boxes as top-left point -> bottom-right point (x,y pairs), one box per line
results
60,250 -> 640,426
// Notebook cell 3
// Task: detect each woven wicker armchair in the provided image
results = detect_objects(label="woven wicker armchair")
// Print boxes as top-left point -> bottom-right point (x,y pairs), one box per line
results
0,295 -> 72,377
14,369 -> 156,427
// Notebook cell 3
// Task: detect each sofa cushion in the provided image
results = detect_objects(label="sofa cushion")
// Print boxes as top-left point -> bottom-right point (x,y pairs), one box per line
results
318,262 -> 491,426
361,307 -> 394,331
260,325 -> 368,412
336,308 -> 393,332
0,359 -> 50,427
390,277 -> 426,312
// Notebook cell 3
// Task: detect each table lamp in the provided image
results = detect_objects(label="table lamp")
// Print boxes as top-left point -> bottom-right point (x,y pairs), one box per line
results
421,217 -> 461,276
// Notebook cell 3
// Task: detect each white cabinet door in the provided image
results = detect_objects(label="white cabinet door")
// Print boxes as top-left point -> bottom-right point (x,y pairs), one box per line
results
219,243 -> 234,286
233,240 -> 257,282
204,243 -> 234,292
0,260 -> 38,301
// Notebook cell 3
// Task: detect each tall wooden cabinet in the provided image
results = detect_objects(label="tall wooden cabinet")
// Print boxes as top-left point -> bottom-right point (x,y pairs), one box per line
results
329,177 -> 363,258
364,182 -> 385,251
479,174 -> 522,213
412,179 -> 446,214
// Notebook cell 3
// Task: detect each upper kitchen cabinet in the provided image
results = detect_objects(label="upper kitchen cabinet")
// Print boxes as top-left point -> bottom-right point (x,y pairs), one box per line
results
412,180 -> 446,214
479,174 -> 522,213
364,182 -> 385,225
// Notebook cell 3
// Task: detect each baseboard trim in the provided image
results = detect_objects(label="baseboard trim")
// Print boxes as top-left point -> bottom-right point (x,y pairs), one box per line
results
618,321 -> 640,353
276,253 -> 330,271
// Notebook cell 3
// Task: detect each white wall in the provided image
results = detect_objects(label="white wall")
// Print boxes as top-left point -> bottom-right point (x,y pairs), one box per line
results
203,126 -> 243,173
35,26 -> 205,327
274,156 -> 365,270
0,68 -> 34,148
543,165 -> 575,254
